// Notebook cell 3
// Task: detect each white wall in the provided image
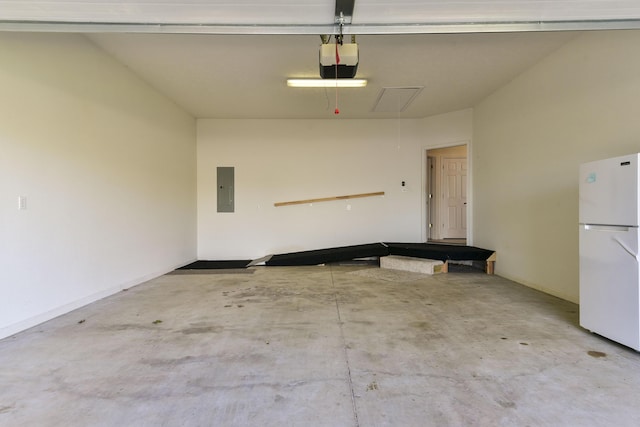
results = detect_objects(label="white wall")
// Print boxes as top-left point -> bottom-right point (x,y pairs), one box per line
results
473,30 -> 640,303
197,110 -> 472,259
0,33 -> 197,338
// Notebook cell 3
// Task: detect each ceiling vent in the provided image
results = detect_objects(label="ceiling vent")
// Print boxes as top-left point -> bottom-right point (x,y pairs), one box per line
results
373,87 -> 424,113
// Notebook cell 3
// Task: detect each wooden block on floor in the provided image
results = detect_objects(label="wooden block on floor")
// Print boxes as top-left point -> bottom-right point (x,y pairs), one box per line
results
380,255 -> 445,275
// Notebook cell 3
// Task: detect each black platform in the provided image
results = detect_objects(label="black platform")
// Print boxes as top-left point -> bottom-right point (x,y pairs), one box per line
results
266,243 -> 389,267
385,242 -> 495,262
265,242 -> 494,267
179,242 -> 495,272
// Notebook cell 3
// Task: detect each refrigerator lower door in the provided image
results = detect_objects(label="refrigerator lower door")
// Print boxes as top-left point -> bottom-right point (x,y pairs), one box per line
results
579,224 -> 640,351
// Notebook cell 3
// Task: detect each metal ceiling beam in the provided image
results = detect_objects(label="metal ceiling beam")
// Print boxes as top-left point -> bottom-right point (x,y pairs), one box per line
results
335,0 -> 355,24
3,19 -> 640,34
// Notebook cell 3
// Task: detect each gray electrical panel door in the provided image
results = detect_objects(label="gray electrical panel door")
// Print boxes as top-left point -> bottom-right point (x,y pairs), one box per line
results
217,167 -> 234,212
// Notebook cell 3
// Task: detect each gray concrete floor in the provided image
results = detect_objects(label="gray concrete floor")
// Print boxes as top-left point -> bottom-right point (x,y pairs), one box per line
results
1,265 -> 639,426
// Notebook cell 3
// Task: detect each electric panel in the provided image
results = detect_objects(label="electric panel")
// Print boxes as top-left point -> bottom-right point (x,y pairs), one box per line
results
217,167 -> 234,213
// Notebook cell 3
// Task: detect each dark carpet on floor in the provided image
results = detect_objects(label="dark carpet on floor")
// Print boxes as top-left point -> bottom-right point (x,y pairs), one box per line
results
178,260 -> 251,270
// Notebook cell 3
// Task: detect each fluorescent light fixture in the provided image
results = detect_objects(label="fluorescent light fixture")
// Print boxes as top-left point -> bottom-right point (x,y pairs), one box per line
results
287,79 -> 367,88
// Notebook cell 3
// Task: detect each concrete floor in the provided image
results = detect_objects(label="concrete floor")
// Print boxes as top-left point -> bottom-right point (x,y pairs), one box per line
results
1,265 -> 639,426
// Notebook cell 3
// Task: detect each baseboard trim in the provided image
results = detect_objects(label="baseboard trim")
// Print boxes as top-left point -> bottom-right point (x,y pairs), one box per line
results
0,260 -> 192,340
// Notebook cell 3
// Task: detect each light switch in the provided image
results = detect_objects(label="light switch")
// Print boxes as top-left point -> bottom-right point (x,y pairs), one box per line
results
18,196 -> 27,210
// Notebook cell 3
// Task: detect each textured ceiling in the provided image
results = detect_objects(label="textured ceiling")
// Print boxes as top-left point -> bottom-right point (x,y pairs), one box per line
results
87,31 -> 577,119
2,1 -> 629,119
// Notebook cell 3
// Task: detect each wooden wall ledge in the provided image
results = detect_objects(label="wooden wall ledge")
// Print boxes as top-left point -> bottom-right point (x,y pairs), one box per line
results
274,191 -> 385,207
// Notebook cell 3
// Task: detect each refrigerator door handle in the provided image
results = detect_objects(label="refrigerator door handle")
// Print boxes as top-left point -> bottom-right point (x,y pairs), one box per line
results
582,224 -> 639,261
612,236 -> 640,262
582,224 -> 629,232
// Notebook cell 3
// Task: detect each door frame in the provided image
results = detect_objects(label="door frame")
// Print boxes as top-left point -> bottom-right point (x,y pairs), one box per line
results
426,155 -> 436,241
421,140 -> 472,244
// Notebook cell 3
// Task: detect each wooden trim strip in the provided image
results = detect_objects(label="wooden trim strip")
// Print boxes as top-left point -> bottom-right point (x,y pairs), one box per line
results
274,191 -> 385,207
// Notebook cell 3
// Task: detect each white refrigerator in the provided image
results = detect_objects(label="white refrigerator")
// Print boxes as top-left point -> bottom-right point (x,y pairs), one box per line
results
579,153 -> 640,351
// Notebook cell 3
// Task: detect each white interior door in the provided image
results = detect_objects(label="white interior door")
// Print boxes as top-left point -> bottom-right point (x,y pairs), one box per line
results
441,157 -> 467,239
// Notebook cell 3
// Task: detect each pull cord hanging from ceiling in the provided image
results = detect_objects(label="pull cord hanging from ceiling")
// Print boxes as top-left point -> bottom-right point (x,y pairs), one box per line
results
334,39 -> 340,114
334,14 -> 344,115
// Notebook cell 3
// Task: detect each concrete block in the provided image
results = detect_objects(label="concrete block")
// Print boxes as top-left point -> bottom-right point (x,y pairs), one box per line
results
380,255 -> 444,275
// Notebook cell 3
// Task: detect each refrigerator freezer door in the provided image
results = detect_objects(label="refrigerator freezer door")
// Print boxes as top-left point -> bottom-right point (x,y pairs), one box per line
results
579,153 -> 640,227
579,224 -> 640,351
